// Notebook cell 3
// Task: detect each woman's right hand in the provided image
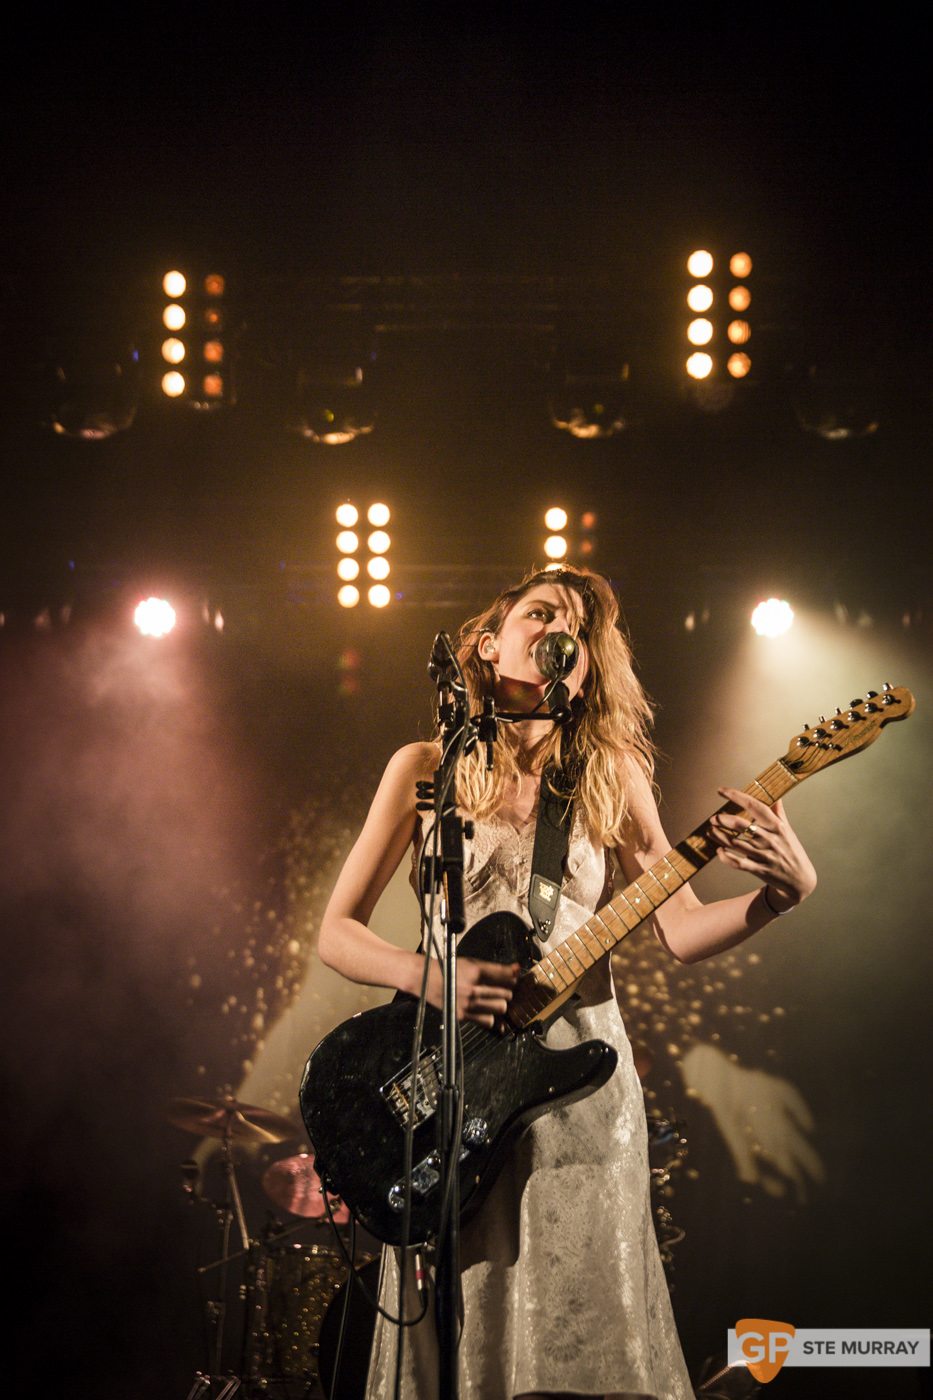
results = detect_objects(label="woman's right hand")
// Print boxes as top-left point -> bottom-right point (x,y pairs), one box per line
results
423,956 -> 521,1028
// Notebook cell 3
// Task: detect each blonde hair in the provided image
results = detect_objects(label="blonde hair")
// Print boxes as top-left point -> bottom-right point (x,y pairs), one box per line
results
446,565 -> 655,846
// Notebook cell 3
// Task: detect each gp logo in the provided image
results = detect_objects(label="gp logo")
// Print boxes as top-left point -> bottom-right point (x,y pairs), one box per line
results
734,1319 -> 797,1383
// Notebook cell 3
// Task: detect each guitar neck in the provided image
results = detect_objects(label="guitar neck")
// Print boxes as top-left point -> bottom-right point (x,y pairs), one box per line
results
509,756 -> 801,1028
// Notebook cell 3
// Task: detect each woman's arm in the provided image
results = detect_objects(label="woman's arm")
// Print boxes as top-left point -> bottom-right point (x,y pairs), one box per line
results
319,742 -> 518,1024
615,765 -> 817,965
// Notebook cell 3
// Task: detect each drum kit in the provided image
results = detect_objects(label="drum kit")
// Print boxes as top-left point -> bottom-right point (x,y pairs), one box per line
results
168,1095 -> 376,1400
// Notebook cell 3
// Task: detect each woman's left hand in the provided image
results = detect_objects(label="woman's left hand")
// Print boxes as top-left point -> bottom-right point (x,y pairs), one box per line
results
710,788 -> 817,910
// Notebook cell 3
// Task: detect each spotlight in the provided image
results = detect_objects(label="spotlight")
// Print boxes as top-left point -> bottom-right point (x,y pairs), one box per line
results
687,250 -> 714,278
750,598 -> 794,637
367,530 -> 390,555
368,584 -> 391,608
686,352 -> 714,380
43,338 -> 140,439
792,363 -> 880,440
367,503 -> 390,527
336,530 -> 359,554
544,507 -> 568,531
336,503 -> 359,527
162,271 -> 187,298
293,361 -> 375,445
544,535 -> 568,560
134,597 -> 177,637
337,585 -> 360,608
549,368 -> 630,439
367,556 -> 390,580
337,557 -> 360,581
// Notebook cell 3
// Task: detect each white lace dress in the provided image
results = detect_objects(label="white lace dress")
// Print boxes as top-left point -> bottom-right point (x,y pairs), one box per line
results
364,811 -> 695,1400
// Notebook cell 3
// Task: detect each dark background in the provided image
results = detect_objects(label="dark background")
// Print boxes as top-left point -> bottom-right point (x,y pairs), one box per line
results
0,9 -> 929,1400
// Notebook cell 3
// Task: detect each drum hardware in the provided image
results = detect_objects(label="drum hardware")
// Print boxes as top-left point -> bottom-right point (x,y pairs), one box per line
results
262,1151 -> 350,1224
169,1095 -> 304,1383
170,1099 -> 368,1397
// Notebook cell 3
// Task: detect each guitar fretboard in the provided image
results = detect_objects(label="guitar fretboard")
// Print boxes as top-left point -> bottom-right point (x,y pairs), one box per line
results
508,758 -> 799,1028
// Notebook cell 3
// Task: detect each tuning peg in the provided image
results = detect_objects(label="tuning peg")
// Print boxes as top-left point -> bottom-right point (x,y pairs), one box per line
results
802,722 -> 809,732
835,707 -> 843,715
850,698 -> 863,707
818,714 -> 826,723
866,690 -> 878,699
882,682 -> 892,692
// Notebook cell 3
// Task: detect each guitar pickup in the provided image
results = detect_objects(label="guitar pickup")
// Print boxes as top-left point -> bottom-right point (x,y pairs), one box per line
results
387,1147 -> 471,1211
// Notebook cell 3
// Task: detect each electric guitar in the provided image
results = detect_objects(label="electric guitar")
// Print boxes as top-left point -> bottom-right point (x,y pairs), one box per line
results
299,685 -> 914,1246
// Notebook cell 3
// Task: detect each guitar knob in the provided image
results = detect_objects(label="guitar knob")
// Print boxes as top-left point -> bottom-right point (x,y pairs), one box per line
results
462,1117 -> 490,1149
388,1184 -> 406,1213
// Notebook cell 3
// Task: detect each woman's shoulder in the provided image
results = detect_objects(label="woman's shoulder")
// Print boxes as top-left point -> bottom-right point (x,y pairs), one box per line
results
383,740 -> 441,784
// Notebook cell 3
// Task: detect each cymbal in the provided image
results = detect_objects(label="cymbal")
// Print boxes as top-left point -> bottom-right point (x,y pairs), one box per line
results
167,1096 -> 304,1145
262,1152 -> 350,1223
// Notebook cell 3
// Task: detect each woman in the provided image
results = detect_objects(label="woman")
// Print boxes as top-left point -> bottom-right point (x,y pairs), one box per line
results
318,565 -> 817,1400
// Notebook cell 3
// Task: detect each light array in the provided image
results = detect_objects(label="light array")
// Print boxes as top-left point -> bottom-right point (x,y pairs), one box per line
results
160,270 -> 231,407
684,251 -> 753,382
335,503 -> 392,608
541,508 -> 598,564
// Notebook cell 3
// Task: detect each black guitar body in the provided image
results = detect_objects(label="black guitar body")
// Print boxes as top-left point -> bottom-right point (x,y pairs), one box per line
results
299,909 -> 617,1246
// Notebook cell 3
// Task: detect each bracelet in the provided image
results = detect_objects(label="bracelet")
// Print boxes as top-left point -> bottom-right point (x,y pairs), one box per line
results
762,884 -> 793,917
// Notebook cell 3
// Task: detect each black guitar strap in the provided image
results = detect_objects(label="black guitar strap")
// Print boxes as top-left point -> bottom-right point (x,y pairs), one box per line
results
528,762 -> 574,941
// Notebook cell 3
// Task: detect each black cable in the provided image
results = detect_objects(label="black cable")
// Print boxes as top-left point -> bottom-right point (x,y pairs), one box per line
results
325,1213 -> 356,1400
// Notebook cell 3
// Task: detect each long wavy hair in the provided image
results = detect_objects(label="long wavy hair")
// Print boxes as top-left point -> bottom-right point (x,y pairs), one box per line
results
446,565 -> 656,846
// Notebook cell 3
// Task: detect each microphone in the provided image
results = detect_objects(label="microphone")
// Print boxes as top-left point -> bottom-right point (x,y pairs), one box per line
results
533,632 -> 579,681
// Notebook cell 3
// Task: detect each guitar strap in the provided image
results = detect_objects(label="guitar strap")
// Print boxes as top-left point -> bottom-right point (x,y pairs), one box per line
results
528,762 -> 574,941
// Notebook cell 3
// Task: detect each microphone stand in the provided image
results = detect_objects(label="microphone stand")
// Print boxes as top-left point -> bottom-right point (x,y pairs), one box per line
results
424,637 -> 471,1400
423,638 -> 572,1400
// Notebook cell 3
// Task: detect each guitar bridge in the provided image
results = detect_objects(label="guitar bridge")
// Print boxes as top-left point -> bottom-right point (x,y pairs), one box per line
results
380,1050 -> 442,1127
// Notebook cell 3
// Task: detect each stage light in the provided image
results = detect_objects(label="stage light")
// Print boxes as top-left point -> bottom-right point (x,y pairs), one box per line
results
544,535 -> 568,560
367,556 -> 390,580
686,353 -> 714,380
43,340 -> 140,439
687,318 -> 714,346
687,285 -> 714,313
368,584 -> 391,608
684,249 -> 754,389
293,361 -> 375,445
336,530 -> 359,554
544,507 -> 568,531
751,598 -> 794,637
793,364 -> 880,440
337,557 -> 360,581
336,503 -> 359,527
579,511 -> 598,558
367,503 -> 390,527
162,371 -> 186,397
337,585 -> 360,608
367,530 -> 390,555
687,250 -> 714,278
134,596 -> 177,637
162,338 -> 185,364
159,267 -> 233,409
727,353 -> 752,379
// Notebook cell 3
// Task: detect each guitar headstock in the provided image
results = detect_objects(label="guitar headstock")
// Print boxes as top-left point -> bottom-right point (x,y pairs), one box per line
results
783,684 -> 915,775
